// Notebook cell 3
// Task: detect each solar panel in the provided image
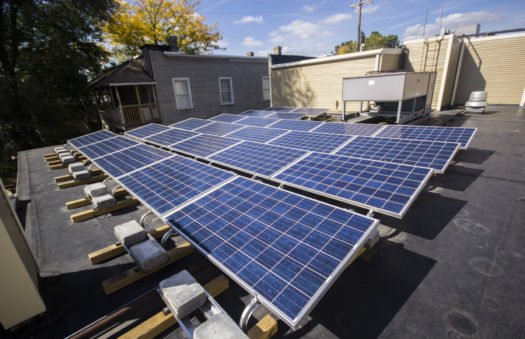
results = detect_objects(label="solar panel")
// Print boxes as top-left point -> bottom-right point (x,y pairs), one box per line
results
291,108 -> 327,116
335,136 -> 460,173
265,107 -> 295,112
119,156 -> 235,215
234,116 -> 281,127
267,112 -> 306,120
165,176 -> 378,328
313,123 -> 384,136
225,126 -> 288,143
68,130 -> 116,148
209,113 -> 248,123
170,118 -> 213,130
145,128 -> 199,147
268,120 -> 321,131
170,134 -> 241,158
273,153 -> 432,218
126,123 -> 170,139
194,121 -> 245,136
270,131 -> 352,153
93,144 -> 172,177
78,136 -> 139,159
375,125 -> 477,148
209,141 -> 308,177
241,110 -> 274,117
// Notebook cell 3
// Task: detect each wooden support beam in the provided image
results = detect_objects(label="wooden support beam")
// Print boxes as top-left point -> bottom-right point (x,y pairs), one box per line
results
50,164 -> 68,170
247,315 -> 278,339
66,187 -> 128,210
88,224 -> 170,264
70,197 -> 138,223
58,174 -> 108,189
118,275 -> 229,339
54,168 -> 102,182
45,152 -> 57,158
46,156 -> 59,162
102,242 -> 194,295
48,159 -> 63,166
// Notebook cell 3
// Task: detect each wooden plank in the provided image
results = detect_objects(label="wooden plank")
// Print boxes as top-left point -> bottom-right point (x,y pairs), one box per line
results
46,156 -> 59,162
66,187 -> 128,210
48,159 -> 63,166
248,315 -> 278,339
118,275 -> 229,339
58,174 -> 108,189
102,242 -> 194,295
88,224 -> 171,264
45,152 -> 57,158
50,164 -> 68,170
71,198 -> 138,223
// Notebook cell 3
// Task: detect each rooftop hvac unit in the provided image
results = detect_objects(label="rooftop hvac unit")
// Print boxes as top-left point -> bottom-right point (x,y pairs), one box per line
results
341,72 -> 436,124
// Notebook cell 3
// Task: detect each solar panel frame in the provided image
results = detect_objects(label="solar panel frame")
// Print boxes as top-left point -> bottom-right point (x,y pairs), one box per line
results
194,121 -> 245,136
164,176 -> 379,329
77,136 -> 139,159
266,112 -> 306,120
312,123 -> 386,136
334,136 -> 461,173
374,125 -> 477,149
267,119 -> 322,131
170,118 -> 213,130
68,130 -> 116,148
273,152 -> 433,218
241,110 -> 275,117
269,130 -> 353,153
144,127 -> 200,147
209,113 -> 249,123
169,133 -> 242,158
223,126 -> 289,143
208,141 -> 309,178
233,116 -> 281,127
125,123 -> 170,140
265,107 -> 296,112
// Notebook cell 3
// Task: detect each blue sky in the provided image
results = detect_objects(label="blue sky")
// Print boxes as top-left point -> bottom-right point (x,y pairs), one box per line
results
196,0 -> 525,56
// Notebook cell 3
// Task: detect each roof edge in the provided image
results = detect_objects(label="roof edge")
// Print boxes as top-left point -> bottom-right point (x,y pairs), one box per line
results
162,52 -> 267,62
270,48 -> 402,69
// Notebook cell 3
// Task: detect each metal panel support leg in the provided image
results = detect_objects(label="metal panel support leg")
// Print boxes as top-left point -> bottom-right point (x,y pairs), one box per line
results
240,297 -> 260,332
396,100 -> 402,124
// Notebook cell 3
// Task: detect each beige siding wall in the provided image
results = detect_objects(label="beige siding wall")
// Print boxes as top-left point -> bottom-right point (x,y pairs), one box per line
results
380,53 -> 401,71
441,37 -> 462,107
404,36 -> 452,109
271,56 -> 377,112
455,34 -> 525,105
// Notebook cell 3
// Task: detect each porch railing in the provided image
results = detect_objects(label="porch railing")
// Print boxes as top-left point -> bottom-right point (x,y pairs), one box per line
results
121,103 -> 160,127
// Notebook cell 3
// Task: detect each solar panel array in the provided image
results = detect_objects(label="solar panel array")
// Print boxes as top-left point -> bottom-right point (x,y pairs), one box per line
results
170,118 -> 212,130
241,110 -> 274,117
126,123 -> 170,139
375,125 -> 477,148
194,121 -> 245,136
313,123 -> 384,136
209,113 -> 249,123
170,134 -> 241,158
236,116 -> 281,127
145,128 -> 199,147
78,136 -> 138,159
68,130 -> 115,148
270,131 -> 352,153
226,126 -> 288,143
268,119 -> 321,131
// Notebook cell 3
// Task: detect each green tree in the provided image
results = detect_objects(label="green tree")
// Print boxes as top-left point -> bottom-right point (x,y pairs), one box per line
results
333,31 -> 399,55
104,0 -> 222,60
0,0 -> 117,178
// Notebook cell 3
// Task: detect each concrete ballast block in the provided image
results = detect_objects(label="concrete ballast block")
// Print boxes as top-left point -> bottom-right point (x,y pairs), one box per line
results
61,155 -> 76,164
72,170 -> 91,181
92,194 -> 116,210
84,182 -> 107,198
129,239 -> 169,272
194,313 -> 248,339
159,270 -> 207,319
54,146 -> 67,153
114,220 -> 147,246
68,162 -> 85,174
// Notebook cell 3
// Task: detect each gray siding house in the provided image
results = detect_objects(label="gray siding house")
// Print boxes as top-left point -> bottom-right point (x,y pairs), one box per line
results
91,40 -> 269,130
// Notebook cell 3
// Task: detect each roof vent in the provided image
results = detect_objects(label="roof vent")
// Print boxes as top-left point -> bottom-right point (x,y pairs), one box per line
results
167,36 -> 179,52
246,51 -> 254,56
273,46 -> 282,55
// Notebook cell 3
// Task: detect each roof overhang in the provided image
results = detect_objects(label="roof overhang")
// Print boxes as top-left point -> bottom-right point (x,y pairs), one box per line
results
162,52 -> 268,62
109,82 -> 157,87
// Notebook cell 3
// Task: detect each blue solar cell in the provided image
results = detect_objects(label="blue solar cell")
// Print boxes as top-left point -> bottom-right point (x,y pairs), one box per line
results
335,136 -> 460,173
170,118 -> 213,130
69,130 -> 115,148
79,136 -> 138,159
145,128 -> 199,147
273,152 -> 433,217
270,131 -> 352,153
93,144 -> 172,177
268,120 -> 321,131
267,113 -> 306,120
209,113 -> 248,123
119,156 -> 235,215
234,117 -> 281,127
313,123 -> 384,136
265,107 -> 295,112
225,126 -> 288,143
165,176 -> 378,327
170,134 -> 241,157
291,108 -> 327,116
375,125 -> 477,148
242,110 -> 275,117
210,141 -> 308,176
126,123 -> 170,139
195,121 -> 244,136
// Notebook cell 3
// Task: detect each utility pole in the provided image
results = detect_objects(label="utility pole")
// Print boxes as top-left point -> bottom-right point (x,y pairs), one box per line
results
350,0 -> 372,52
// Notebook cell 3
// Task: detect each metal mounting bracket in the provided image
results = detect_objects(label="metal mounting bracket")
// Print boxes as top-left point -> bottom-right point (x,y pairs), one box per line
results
160,229 -> 176,248
139,211 -> 153,227
239,297 -> 260,332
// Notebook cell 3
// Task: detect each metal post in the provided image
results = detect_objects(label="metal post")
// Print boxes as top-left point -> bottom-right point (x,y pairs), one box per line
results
342,100 -> 346,121
396,100 -> 402,124
350,0 -> 372,52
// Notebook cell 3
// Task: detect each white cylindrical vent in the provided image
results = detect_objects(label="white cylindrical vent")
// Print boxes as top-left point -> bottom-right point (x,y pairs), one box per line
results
521,87 -> 525,107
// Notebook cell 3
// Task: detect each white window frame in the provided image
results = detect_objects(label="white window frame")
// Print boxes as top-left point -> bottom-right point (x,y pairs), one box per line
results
262,76 -> 270,101
172,77 -> 193,110
218,77 -> 234,105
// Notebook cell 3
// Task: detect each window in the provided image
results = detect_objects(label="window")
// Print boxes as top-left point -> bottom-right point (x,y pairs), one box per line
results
219,77 -> 234,105
172,78 -> 193,110
262,76 -> 270,101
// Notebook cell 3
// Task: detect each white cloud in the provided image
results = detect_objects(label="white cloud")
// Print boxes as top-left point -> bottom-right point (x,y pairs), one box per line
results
403,11 -> 503,41
217,39 -> 228,49
301,5 -> 315,12
361,5 -> 379,14
320,13 -> 352,24
234,15 -> 263,24
242,36 -> 263,47
268,20 -> 332,55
